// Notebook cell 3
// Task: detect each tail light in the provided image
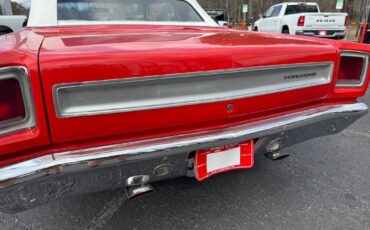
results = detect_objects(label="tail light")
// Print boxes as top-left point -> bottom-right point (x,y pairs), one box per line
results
344,16 -> 348,26
0,67 -> 35,136
0,79 -> 25,122
336,51 -> 369,87
297,16 -> 305,27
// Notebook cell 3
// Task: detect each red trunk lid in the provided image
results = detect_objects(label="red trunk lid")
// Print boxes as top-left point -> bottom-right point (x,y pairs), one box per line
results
38,26 -> 339,144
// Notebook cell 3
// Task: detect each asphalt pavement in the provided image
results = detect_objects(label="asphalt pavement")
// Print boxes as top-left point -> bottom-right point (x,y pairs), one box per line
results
1,87 -> 369,230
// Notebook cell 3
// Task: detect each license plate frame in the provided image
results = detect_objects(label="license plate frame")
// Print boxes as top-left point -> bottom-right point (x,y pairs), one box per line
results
194,140 -> 254,181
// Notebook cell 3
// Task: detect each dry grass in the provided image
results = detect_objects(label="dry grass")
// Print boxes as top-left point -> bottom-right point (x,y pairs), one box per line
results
346,24 -> 362,42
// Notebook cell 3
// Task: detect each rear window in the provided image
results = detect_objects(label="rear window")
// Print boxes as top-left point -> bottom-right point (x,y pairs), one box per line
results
205,9 -> 228,22
285,4 -> 319,15
271,5 -> 282,17
57,0 -> 203,22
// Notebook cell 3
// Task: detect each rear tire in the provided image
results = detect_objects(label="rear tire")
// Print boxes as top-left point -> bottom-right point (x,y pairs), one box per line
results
253,27 -> 258,32
282,28 -> 290,34
0,29 -> 12,36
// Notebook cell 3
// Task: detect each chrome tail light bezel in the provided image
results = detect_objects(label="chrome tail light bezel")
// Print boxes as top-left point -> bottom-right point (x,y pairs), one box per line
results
336,51 -> 369,88
0,67 -> 36,136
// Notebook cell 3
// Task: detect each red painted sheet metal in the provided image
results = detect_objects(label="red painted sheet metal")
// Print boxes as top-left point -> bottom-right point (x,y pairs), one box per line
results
38,26 -> 338,144
0,30 -> 50,158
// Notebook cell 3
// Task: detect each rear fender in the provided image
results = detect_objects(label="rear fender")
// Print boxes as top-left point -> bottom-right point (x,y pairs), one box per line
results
0,29 -> 50,166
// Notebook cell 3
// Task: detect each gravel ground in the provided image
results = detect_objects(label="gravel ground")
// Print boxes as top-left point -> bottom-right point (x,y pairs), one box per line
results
0,87 -> 369,230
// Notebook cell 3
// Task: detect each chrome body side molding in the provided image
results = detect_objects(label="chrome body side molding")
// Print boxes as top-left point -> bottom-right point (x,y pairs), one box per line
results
54,62 -> 334,118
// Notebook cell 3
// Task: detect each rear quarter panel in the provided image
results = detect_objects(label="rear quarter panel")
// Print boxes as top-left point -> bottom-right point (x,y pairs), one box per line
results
300,37 -> 370,99
0,30 -> 50,165
280,14 -> 298,34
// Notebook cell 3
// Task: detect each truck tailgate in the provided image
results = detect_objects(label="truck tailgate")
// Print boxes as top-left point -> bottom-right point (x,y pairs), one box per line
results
304,13 -> 347,30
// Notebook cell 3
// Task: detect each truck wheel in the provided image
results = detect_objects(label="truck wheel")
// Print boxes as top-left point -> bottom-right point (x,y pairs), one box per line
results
253,27 -> 258,31
0,29 -> 12,36
282,28 -> 290,34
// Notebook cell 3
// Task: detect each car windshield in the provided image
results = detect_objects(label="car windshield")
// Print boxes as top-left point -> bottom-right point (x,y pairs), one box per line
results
57,0 -> 203,22
285,4 -> 319,15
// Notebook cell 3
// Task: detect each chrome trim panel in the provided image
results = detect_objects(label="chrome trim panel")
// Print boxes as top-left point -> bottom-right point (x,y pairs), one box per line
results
0,102 -> 367,188
54,62 -> 334,118
0,67 -> 36,136
336,51 -> 369,87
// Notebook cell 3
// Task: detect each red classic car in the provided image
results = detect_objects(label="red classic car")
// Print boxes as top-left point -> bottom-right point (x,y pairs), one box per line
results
0,0 -> 369,213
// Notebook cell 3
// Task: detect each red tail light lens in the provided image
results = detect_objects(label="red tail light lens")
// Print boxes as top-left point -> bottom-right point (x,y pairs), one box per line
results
0,67 -> 35,136
297,16 -> 305,27
338,57 -> 363,81
0,79 -> 26,123
337,52 -> 369,87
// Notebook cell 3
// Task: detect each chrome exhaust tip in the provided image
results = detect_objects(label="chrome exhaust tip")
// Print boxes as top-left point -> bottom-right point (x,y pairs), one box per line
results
266,138 -> 282,153
126,184 -> 154,200
125,175 -> 154,200
265,151 -> 290,161
264,138 -> 290,161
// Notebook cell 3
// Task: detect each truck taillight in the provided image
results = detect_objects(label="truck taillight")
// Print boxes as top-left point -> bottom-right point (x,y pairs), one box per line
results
0,79 -> 26,122
337,52 -> 369,87
297,16 -> 305,27
0,67 -> 35,136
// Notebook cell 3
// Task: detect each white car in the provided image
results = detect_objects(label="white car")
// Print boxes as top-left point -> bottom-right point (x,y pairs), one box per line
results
254,2 -> 347,39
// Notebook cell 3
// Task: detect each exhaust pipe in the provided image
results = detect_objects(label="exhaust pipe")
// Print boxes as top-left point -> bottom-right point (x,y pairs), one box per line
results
265,151 -> 290,161
264,138 -> 290,161
126,184 -> 154,200
125,175 -> 154,199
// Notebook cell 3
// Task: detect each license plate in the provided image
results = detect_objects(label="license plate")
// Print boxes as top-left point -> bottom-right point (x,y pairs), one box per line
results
319,31 -> 327,36
194,140 -> 254,181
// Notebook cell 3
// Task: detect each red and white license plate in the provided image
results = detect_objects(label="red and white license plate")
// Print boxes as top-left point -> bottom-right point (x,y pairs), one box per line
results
194,140 -> 254,181
319,31 -> 327,36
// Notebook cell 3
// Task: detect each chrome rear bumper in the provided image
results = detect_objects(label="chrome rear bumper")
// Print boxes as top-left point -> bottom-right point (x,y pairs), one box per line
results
296,30 -> 346,39
0,102 -> 367,213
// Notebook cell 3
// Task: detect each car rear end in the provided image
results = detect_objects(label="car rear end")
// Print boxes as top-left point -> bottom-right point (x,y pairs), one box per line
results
295,13 -> 347,39
0,26 -> 368,213
283,3 -> 347,39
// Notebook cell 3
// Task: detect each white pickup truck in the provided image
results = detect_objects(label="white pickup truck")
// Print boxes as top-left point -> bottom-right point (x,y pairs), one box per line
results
0,15 -> 27,35
254,2 -> 347,39
0,0 -> 27,35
